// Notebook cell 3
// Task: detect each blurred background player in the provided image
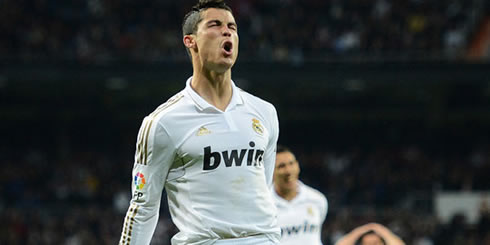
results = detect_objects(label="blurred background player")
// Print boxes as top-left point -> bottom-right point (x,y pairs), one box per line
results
334,223 -> 405,245
119,0 -> 280,244
273,145 -> 328,245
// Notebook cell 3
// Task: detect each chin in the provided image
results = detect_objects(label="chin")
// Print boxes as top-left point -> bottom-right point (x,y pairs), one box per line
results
283,181 -> 295,188
214,60 -> 235,72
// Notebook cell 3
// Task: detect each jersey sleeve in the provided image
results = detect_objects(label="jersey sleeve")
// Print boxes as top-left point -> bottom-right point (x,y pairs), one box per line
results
119,116 -> 176,245
264,105 -> 280,187
320,193 -> 328,224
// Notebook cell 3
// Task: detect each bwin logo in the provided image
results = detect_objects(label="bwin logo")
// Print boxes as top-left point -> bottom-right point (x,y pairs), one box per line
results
203,141 -> 264,171
281,221 -> 318,236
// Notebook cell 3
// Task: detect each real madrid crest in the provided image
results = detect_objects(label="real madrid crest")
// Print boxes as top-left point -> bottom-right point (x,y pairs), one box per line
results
307,206 -> 314,216
196,126 -> 211,136
252,118 -> 264,135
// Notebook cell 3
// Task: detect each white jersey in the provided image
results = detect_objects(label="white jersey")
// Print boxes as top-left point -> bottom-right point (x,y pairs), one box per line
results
273,181 -> 328,245
119,77 -> 281,245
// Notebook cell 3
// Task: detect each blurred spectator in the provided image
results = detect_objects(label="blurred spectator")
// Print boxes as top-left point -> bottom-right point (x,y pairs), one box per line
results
0,0 -> 486,62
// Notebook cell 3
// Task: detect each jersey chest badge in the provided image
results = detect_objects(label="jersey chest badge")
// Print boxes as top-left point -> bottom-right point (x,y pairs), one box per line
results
197,126 -> 211,136
252,118 -> 264,135
307,206 -> 315,216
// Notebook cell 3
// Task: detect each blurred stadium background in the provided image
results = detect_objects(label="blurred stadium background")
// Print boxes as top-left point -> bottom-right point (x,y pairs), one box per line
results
1,0 -> 490,244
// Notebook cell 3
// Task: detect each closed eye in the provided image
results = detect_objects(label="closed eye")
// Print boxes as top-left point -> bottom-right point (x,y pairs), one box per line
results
228,23 -> 237,31
207,20 -> 221,28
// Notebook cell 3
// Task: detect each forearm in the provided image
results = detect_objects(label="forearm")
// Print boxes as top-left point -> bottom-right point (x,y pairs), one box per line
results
371,223 -> 405,245
119,203 -> 159,245
376,229 -> 405,245
334,226 -> 372,245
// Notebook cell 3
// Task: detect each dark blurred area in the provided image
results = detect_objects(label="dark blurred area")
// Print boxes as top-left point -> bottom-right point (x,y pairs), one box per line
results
1,0 -> 490,245
1,0 -> 489,62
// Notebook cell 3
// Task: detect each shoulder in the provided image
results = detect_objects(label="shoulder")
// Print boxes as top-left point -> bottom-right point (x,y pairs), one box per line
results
301,183 -> 328,206
144,91 -> 188,125
239,88 -> 277,115
238,88 -> 278,134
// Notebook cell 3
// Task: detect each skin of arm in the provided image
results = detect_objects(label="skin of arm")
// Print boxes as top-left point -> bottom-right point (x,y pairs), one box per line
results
334,223 -> 374,245
334,223 -> 405,245
369,223 -> 405,245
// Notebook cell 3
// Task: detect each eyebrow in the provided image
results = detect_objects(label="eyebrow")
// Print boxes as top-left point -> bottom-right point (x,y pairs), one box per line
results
278,160 -> 295,165
206,19 -> 221,25
206,19 -> 237,27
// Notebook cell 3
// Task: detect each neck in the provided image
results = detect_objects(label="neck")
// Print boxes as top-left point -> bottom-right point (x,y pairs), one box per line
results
191,64 -> 233,111
275,184 -> 298,201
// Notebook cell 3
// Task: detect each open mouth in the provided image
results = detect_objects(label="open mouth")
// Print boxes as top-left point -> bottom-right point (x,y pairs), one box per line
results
222,41 -> 233,55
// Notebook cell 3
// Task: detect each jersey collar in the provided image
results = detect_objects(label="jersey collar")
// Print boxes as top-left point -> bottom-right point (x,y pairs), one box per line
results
273,181 -> 306,206
184,76 -> 244,112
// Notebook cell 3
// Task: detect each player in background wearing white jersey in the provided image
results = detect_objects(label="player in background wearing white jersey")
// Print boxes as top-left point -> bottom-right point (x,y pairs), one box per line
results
334,223 -> 405,245
118,0 -> 280,244
273,145 -> 328,245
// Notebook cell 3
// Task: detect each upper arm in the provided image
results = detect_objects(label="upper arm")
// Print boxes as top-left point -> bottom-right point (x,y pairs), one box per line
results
131,117 -> 176,206
320,194 -> 329,223
263,105 -> 279,186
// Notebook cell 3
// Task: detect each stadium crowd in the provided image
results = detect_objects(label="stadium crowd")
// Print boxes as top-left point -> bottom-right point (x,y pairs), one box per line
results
1,141 -> 489,244
0,0 -> 485,62
1,0 -> 490,244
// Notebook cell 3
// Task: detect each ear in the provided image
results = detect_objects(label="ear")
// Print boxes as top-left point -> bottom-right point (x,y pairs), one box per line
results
183,35 -> 196,49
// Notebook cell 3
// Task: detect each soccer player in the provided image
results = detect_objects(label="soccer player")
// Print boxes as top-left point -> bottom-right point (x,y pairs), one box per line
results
334,223 -> 405,245
272,145 -> 328,245
118,0 -> 280,244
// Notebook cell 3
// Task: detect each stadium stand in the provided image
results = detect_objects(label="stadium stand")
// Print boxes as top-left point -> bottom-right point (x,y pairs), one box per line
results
1,0 -> 490,244
0,0 -> 487,62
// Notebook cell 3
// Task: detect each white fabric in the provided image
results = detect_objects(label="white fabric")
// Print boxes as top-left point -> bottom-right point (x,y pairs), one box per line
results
119,77 -> 280,245
273,181 -> 328,245
213,234 -> 276,245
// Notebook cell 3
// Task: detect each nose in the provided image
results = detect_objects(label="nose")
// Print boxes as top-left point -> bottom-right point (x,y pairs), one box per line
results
222,26 -> 231,37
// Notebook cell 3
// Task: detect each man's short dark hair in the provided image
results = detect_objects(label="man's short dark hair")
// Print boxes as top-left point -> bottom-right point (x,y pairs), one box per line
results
357,231 -> 386,245
276,145 -> 292,154
182,0 -> 232,36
